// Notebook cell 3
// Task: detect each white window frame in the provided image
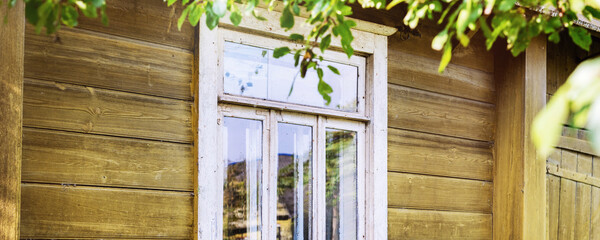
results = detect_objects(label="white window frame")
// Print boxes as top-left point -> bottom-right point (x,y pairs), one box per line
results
196,6 -> 391,240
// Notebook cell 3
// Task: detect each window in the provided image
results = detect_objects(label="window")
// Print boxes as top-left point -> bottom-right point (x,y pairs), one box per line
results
196,8 -> 389,240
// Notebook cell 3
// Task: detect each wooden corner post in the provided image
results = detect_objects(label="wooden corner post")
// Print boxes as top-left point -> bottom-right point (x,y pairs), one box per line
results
0,1 -> 25,239
494,35 -> 547,240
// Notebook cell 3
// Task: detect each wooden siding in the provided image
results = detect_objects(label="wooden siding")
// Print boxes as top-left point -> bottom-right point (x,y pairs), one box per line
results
20,0 -> 196,238
376,12 -> 496,239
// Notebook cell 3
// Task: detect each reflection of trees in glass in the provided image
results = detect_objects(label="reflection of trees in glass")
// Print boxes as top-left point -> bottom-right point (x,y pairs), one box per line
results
277,154 -> 312,239
223,160 -> 262,240
325,130 -> 356,240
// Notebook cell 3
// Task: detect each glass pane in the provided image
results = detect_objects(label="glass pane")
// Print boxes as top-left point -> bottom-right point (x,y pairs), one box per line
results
223,117 -> 263,240
223,42 -> 359,112
277,123 -> 313,240
224,42 -> 269,99
325,129 -> 357,240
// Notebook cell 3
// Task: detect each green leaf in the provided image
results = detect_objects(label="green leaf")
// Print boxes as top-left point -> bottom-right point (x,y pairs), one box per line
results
438,41 -> 452,73
328,65 -> 340,75
101,5 -> 108,25
273,47 -> 291,58
569,26 -> 592,51
212,0 -> 227,17
205,5 -> 219,30
532,89 -> 570,157
320,34 -> 331,53
167,0 -> 178,6
431,29 -> 448,51
289,33 -> 304,41
548,31 -> 560,43
498,0 -> 516,11
317,78 -> 333,105
177,6 -> 190,30
585,6 -> 600,19
280,6 -> 294,29
230,11 -> 242,26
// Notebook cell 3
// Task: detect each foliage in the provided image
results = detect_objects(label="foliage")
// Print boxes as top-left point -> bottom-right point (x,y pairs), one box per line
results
532,57 -> 600,157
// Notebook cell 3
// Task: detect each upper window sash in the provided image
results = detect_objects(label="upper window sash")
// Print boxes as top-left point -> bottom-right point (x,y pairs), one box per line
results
216,28 -> 368,121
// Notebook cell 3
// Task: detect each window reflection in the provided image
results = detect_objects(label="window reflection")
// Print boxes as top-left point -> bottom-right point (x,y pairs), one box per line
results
325,129 -> 357,240
223,117 -> 263,240
224,42 -> 359,112
277,123 -> 313,240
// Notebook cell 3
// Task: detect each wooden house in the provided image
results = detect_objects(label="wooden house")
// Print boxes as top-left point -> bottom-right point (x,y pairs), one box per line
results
2,0 -> 600,239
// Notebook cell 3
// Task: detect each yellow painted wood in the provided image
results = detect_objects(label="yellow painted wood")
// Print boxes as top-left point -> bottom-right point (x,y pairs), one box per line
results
388,172 -> 492,213
24,26 -> 194,100
0,1 -> 24,239
22,128 -> 194,191
388,50 -> 495,103
388,208 -> 492,240
20,183 -> 193,239
388,84 -> 495,141
388,128 -> 493,181
77,0 -> 196,50
23,79 -> 193,143
558,150 -> 578,240
575,154 -> 592,240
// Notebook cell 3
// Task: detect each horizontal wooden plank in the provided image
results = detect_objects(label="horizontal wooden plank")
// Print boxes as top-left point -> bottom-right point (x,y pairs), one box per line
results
388,84 -> 495,141
23,79 -> 193,143
388,172 -> 492,213
351,6 -> 494,73
22,128 -> 194,191
20,183 -> 193,239
25,26 -> 194,100
76,0 -> 195,50
388,208 -> 492,240
388,128 -> 493,181
547,163 -> 600,188
388,50 -> 495,103
558,136 -> 598,157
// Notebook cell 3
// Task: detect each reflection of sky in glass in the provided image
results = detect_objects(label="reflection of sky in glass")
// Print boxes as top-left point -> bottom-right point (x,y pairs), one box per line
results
224,42 -> 359,112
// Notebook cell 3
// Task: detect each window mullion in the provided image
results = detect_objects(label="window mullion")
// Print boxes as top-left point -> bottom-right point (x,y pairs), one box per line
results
267,110 -> 278,240
316,116 -> 327,240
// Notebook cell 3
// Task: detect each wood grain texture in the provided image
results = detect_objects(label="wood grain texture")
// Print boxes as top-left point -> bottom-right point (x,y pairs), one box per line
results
546,33 -> 581,96
388,208 -> 492,240
25,26 -> 194,100
77,0 -> 195,50
559,150 -> 578,240
23,79 -> 193,143
547,174 -> 561,240
575,154 -> 592,240
20,183 -> 193,239
592,156 -> 600,240
388,84 -> 495,141
493,36 -> 547,240
388,128 -> 493,181
0,1 -> 24,239
22,128 -> 194,191
350,6 -> 494,73
388,50 -> 495,103
388,172 -> 492,213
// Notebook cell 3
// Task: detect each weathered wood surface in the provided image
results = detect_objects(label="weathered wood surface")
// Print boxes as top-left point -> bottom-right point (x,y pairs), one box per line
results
77,0 -> 195,50
0,1 -> 24,239
558,150 -> 578,240
351,6 -> 494,73
546,33 -> 581,96
592,156 -> 600,240
388,128 -> 493,181
388,208 -> 492,240
388,172 -> 492,213
575,154 -> 592,240
388,50 -> 495,103
25,26 -> 194,100
23,79 -> 193,143
547,174 -> 561,240
20,183 -> 193,239
388,84 -> 495,141
22,128 -> 194,191
493,36 -> 547,240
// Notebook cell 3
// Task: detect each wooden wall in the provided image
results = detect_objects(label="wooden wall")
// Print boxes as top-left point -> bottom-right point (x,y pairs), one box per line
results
545,36 -> 600,240
353,7 -> 496,240
20,0 -> 196,238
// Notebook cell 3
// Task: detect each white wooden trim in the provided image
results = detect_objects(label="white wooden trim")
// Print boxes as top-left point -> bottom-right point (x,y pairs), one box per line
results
366,35 -> 388,240
219,4 -> 377,54
317,116 -> 327,240
196,16 -> 221,240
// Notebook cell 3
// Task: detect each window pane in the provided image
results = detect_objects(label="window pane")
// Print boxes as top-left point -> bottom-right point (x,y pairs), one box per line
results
277,123 -> 313,240
224,42 -> 359,112
223,117 -> 263,240
325,129 -> 357,240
